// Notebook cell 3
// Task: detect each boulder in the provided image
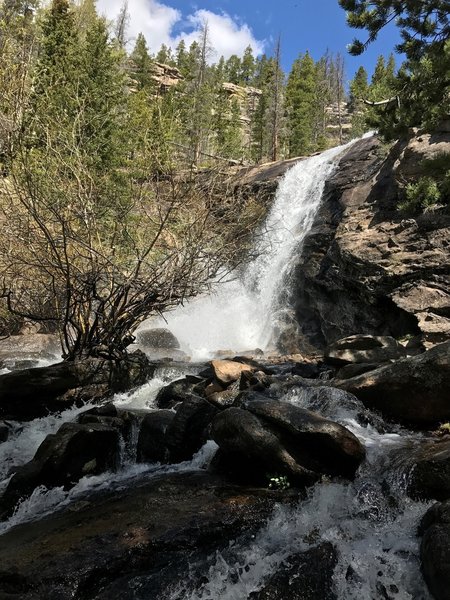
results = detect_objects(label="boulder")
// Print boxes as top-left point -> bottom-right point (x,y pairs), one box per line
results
166,396 -> 219,462
337,341 -> 450,426
243,396 -> 365,478
420,500 -> 450,600
211,407 -> 319,486
409,438 -> 450,500
137,410 -> 175,464
325,335 -> 405,366
210,359 -> 254,385
249,542 -> 338,600
155,376 -> 204,410
0,351 -> 155,421
136,327 -> 180,350
0,422 -> 120,520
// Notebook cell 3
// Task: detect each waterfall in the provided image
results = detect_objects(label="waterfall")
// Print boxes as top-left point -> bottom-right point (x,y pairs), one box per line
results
152,139 -> 358,360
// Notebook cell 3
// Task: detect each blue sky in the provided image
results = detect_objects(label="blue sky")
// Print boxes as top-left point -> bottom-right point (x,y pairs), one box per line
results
98,0 -> 403,83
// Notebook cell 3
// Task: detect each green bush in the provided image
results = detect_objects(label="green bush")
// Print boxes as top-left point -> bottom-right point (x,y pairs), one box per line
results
399,176 -> 441,213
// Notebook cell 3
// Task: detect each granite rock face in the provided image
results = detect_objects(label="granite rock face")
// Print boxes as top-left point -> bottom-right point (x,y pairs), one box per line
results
286,128 -> 450,352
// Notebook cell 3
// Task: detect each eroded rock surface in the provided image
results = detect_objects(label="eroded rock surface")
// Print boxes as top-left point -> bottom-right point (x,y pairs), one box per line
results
288,129 -> 450,352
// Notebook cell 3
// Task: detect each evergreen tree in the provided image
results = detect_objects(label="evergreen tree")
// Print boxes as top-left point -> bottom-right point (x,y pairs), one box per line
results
349,65 -> 370,137
175,39 -> 189,75
224,54 -> 241,84
285,51 -> 317,157
130,32 -> 154,91
339,0 -> 450,134
156,43 -> 174,65
240,45 -> 255,85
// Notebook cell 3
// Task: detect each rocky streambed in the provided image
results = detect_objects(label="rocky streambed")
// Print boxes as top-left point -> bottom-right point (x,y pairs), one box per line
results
0,335 -> 449,599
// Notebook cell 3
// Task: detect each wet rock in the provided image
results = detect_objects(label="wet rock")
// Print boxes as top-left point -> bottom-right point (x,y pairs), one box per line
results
166,396 -> 219,462
337,341 -> 450,426
0,471 -> 296,600
0,351 -> 155,421
211,359 -> 254,385
211,407 -> 320,486
136,327 -> 180,350
325,335 -> 405,366
249,542 -> 338,600
420,500 -> 450,600
243,395 -> 365,478
410,439 -> 450,500
208,381 -> 241,409
0,422 -> 120,520
155,375 -> 204,410
137,410 -> 175,463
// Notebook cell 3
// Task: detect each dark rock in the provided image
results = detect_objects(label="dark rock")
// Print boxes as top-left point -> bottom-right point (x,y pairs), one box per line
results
0,422 -> 120,520
420,500 -> 450,600
325,335 -> 405,366
166,396 -> 219,462
410,439 -> 450,500
0,351 -> 155,421
291,361 -> 330,379
239,369 -> 273,391
136,327 -> 180,349
243,396 -> 365,478
77,402 -> 118,419
208,383 -> 241,409
137,409 -> 175,463
335,362 -> 381,380
211,407 -> 319,486
249,542 -> 338,600
337,341 -> 450,426
0,471 -> 295,600
0,421 -> 9,443
155,376 -> 204,409
287,133 -> 450,353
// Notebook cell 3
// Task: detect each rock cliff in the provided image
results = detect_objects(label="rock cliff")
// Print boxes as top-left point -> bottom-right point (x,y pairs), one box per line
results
284,127 -> 450,352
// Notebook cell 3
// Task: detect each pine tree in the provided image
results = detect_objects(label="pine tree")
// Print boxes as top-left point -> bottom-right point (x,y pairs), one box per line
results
130,33 -> 154,91
285,51 -> 317,157
156,43 -> 174,65
224,54 -> 242,85
240,45 -> 255,85
339,0 -> 449,134
349,65 -> 370,137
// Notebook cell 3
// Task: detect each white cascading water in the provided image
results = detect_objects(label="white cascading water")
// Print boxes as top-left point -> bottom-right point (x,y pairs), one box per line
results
150,139 -> 359,360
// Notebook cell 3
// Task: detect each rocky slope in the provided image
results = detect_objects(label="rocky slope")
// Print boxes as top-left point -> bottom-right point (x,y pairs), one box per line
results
284,127 -> 450,353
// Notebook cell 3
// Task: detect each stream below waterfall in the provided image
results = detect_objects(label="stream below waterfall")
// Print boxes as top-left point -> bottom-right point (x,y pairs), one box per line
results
0,137 -> 435,599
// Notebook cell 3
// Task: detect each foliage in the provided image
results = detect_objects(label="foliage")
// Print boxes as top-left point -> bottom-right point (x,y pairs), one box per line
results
399,177 -> 441,213
339,0 -> 450,135
398,152 -> 450,213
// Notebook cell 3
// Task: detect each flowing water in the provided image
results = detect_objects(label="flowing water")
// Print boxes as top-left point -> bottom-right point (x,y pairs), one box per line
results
173,388 -> 431,600
148,139 -> 361,360
0,136 -> 434,598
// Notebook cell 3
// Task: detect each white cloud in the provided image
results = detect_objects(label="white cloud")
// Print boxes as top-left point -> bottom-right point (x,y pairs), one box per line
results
96,0 -> 265,60
174,9 -> 265,61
